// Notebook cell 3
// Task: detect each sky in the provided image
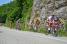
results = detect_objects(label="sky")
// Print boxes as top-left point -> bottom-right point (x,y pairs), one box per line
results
0,0 -> 13,6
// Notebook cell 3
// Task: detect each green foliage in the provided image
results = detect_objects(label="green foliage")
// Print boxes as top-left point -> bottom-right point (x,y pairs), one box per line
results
58,29 -> 67,36
0,0 -> 33,28
7,7 -> 18,22
16,0 -> 33,31
38,28 -> 47,33
20,7 -> 32,31
0,14 -> 7,23
64,20 -> 67,31
0,1 -> 17,23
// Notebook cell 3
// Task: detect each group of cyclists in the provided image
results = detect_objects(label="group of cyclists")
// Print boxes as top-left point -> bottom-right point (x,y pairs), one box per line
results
29,15 -> 63,36
46,15 -> 63,36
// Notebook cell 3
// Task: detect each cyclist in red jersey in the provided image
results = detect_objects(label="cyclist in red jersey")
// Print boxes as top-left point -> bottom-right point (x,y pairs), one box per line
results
46,15 -> 61,35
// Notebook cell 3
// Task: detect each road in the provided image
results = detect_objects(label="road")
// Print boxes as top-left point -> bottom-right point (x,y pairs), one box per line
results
0,26 -> 67,44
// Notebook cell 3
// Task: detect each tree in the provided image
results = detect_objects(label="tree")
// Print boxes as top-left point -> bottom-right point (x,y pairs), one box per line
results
15,0 -> 25,20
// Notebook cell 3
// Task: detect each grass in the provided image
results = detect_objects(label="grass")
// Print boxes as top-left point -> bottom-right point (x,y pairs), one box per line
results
58,29 -> 67,36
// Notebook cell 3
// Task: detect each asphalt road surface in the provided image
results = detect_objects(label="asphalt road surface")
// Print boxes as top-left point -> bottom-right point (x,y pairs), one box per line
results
0,26 -> 67,44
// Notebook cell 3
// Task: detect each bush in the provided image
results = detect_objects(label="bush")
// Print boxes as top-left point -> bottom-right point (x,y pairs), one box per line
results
0,14 -> 7,23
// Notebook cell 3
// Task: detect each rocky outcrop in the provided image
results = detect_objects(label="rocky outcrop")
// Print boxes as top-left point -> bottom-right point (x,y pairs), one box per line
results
31,0 -> 67,19
30,0 -> 67,25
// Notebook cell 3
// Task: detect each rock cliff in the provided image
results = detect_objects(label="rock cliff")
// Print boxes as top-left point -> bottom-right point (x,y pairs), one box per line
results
30,0 -> 67,25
